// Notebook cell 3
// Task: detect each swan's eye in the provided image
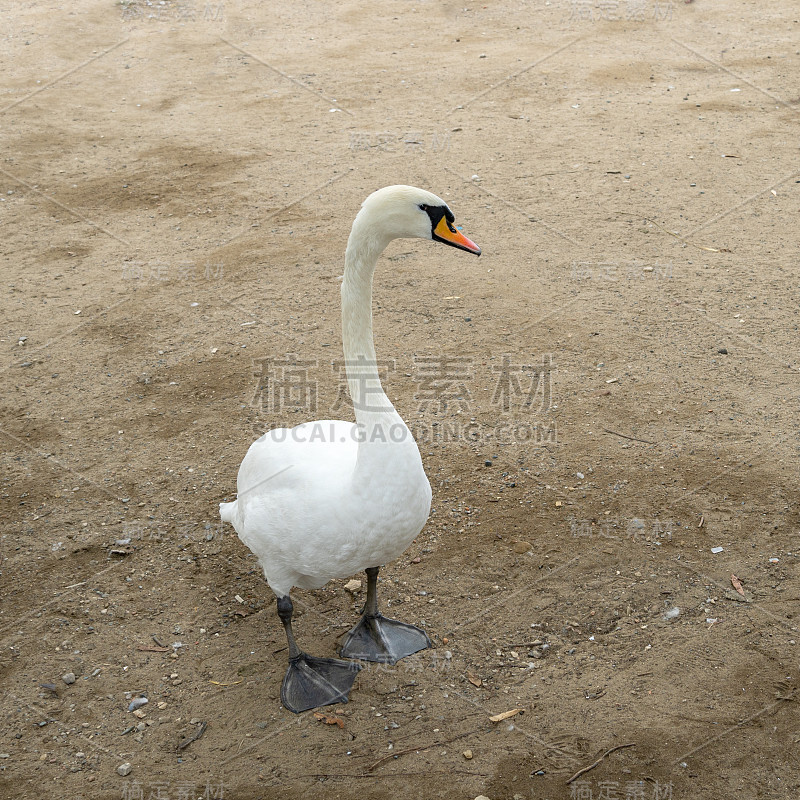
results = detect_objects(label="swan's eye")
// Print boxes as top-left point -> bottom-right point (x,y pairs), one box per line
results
419,204 -> 428,211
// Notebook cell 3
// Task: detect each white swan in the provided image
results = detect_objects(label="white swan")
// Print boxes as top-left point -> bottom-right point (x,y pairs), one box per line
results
220,185 -> 480,713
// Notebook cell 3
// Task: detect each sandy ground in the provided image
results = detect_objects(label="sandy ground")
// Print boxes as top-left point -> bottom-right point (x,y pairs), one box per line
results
1,1 -> 799,798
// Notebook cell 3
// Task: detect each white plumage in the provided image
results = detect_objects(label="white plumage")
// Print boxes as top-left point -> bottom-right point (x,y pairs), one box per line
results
218,185 -> 480,712
220,416 -> 431,597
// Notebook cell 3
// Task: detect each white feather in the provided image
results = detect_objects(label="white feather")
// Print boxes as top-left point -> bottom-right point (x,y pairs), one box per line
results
219,186 -> 457,598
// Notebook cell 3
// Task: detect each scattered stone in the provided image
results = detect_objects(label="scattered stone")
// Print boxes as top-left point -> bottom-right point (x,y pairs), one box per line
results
663,607 -> 681,621
128,697 -> 148,712
463,749 -> 473,759
117,763 -> 132,777
711,546 -> 724,554
718,348 -> 728,354
512,541 -> 532,554
344,579 -> 362,593
62,672 -> 76,685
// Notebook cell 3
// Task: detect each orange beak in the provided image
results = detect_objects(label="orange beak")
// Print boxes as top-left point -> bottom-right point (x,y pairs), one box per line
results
433,215 -> 481,255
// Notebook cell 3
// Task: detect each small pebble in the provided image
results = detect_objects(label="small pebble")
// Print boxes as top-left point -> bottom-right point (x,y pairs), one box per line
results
117,763 -> 132,777
62,672 -> 76,685
344,579 -> 362,593
663,607 -> 681,621
718,348 -> 728,355
512,541 -> 532,554
463,749 -> 473,760
128,697 -> 148,712
711,547 -> 724,554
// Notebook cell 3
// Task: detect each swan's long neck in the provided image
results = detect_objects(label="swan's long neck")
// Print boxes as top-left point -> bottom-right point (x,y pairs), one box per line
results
341,213 -> 403,430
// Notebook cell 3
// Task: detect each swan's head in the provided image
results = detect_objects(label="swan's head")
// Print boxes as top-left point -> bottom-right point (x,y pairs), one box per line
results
358,185 -> 481,255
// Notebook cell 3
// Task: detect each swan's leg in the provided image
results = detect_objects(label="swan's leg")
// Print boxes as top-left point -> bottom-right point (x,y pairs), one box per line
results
339,566 -> 432,664
277,595 -> 361,713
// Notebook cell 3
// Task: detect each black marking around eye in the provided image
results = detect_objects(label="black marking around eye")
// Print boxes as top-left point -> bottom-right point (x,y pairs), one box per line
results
423,205 -> 447,229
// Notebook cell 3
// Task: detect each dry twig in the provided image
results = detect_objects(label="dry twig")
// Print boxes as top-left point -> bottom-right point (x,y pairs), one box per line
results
367,730 -> 474,772
602,428 -> 656,445
566,743 -> 636,784
616,211 -> 732,252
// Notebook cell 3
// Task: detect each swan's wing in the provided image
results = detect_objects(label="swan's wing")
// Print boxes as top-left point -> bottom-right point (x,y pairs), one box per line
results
223,420 -> 359,594
235,420 -> 358,500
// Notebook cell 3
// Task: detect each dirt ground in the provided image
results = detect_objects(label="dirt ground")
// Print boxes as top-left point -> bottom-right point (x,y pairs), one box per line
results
1,1 -> 799,798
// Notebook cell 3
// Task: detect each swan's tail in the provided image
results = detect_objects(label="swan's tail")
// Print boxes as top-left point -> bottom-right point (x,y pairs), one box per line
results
219,500 -> 237,525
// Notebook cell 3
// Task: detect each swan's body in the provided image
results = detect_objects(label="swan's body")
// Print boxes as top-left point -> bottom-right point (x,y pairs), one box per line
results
220,416 -> 430,596
219,185 -> 480,712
